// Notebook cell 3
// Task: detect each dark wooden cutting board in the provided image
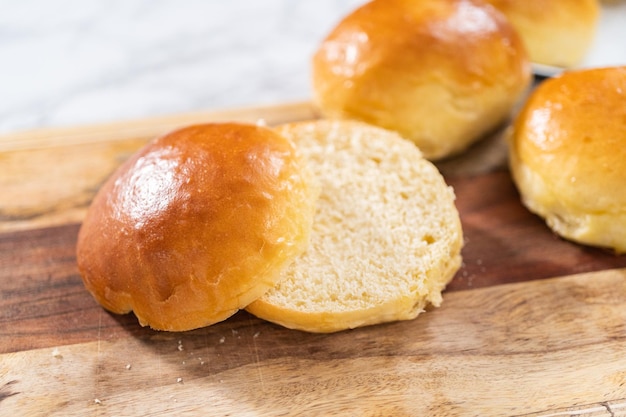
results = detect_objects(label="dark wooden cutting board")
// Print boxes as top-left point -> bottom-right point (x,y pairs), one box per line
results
2,102 -> 626,416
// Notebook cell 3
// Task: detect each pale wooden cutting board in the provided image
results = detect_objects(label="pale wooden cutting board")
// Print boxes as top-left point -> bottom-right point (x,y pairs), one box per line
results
3,269 -> 626,416
1,102 -> 626,416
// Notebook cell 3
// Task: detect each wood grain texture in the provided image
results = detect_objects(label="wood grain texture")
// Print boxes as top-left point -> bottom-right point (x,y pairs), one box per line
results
2,101 -> 626,415
3,172 -> 626,354
2,269 -> 626,416
445,171 -> 626,291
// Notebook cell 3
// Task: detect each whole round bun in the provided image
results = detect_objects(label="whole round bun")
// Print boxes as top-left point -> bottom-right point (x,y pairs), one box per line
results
76,123 -> 318,331
311,0 -> 531,160
508,66 -> 626,253
246,120 -> 463,333
483,0 -> 600,68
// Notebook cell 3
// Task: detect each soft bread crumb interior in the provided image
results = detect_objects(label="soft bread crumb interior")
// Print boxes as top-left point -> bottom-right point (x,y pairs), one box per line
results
252,121 -> 462,318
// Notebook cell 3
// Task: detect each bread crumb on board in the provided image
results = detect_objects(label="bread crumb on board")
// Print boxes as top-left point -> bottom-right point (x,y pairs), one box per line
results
51,348 -> 62,359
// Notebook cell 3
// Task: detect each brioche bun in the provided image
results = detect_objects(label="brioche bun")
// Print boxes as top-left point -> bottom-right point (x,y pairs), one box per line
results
483,0 -> 600,68
508,66 -> 626,253
76,123 -> 318,331
311,0 -> 531,160
246,120 -> 463,333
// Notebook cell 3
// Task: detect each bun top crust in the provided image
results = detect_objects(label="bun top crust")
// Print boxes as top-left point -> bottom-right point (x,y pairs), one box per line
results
314,0 -> 526,84
510,66 -> 626,211
311,0 -> 531,160
76,123 -> 318,331
484,0 -> 599,67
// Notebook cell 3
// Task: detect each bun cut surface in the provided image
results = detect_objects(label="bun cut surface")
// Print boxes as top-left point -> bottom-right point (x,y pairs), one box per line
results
246,120 -> 463,333
508,66 -> 626,253
311,0 -> 531,160
76,123 -> 318,331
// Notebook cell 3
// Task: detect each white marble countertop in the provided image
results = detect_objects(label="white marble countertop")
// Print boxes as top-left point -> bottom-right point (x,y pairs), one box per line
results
1,0 -> 624,135
0,0 -> 365,134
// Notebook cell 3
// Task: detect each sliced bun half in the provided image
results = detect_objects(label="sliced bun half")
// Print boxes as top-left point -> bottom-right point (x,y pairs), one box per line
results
246,120 -> 463,332
76,123 -> 318,331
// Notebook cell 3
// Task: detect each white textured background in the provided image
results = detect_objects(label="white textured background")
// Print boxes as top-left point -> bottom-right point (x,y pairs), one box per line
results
1,0 -> 624,134
0,0 -> 365,133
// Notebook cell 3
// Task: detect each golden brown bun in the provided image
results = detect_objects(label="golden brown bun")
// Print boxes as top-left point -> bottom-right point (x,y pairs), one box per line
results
311,0 -> 531,160
508,66 -> 626,253
483,0 -> 600,68
246,120 -> 463,333
76,123 -> 318,331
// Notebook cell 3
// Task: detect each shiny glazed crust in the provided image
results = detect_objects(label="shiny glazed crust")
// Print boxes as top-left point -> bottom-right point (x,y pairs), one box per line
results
509,67 -> 626,252
76,123 -> 318,331
311,0 -> 531,160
